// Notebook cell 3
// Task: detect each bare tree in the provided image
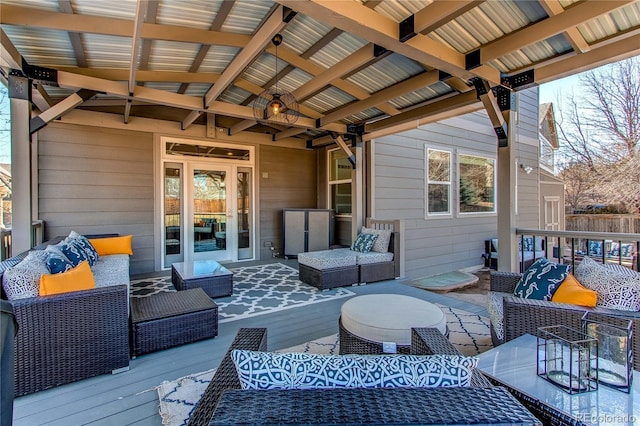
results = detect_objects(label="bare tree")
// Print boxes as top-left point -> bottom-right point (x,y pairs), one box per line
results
555,57 -> 640,213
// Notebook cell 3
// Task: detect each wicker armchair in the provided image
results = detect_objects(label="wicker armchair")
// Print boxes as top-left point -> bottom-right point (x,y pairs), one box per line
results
490,271 -> 640,371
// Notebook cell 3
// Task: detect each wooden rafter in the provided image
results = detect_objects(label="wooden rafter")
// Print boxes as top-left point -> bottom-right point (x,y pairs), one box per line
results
57,1 -> 87,68
30,89 -> 96,133
277,0 -> 501,84
413,1 -> 484,35
138,1 -> 159,72
178,0 -> 235,94
538,0 -> 590,53
125,0 -> 148,124
480,0 -> 632,63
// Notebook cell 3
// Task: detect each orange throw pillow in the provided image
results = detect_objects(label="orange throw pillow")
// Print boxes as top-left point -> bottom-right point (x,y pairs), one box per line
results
40,261 -> 96,296
551,273 -> 597,307
88,235 -> 133,256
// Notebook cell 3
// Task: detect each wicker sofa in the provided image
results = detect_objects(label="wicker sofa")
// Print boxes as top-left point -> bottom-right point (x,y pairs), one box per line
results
489,270 -> 640,371
187,327 -> 495,426
0,238 -> 130,396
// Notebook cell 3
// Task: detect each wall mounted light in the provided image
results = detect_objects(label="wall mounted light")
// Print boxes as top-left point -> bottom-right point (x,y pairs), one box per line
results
520,163 -> 533,174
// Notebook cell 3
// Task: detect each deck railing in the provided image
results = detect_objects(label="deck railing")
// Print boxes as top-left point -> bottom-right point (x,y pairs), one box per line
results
517,228 -> 640,272
0,220 -> 45,260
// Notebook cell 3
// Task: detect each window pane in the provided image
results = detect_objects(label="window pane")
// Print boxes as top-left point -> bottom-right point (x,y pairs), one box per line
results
330,150 -> 352,181
459,155 -> 495,213
428,150 -> 450,182
167,142 -> 250,160
428,184 -> 450,214
331,183 -> 352,214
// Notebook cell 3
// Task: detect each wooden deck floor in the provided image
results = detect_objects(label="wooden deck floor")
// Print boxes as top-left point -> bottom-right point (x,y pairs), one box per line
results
12,260 -> 488,426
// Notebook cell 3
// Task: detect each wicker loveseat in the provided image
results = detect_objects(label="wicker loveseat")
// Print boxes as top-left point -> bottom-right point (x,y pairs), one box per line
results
0,237 -> 130,396
489,270 -> 640,371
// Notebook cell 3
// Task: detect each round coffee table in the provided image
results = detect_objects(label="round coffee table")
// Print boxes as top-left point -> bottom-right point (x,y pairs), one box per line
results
339,294 -> 448,354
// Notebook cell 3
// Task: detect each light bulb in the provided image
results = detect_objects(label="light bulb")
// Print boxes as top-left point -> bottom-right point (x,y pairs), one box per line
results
270,95 -> 282,116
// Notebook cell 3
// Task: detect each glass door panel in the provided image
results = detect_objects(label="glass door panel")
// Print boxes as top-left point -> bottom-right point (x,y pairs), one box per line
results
237,168 -> 252,260
164,163 -> 183,266
191,165 -> 232,261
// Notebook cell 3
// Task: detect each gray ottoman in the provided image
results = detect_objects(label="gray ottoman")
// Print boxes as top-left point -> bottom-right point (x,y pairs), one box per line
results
130,288 -> 218,357
298,249 -> 359,290
340,294 -> 448,354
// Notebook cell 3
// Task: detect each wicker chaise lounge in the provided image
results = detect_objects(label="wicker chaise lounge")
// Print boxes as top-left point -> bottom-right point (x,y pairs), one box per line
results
189,328 -> 540,426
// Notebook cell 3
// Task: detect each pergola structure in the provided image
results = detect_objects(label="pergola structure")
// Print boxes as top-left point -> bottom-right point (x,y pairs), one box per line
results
1,0 -> 639,268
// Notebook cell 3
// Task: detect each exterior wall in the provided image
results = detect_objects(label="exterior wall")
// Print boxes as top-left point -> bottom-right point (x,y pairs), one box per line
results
258,144 -> 317,260
372,88 -> 541,278
38,123 -> 155,274
37,123 -> 318,273
540,172 -> 565,230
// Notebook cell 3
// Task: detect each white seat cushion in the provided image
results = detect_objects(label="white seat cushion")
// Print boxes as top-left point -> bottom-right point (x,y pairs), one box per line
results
341,294 -> 447,345
353,250 -> 393,265
297,249 -> 356,270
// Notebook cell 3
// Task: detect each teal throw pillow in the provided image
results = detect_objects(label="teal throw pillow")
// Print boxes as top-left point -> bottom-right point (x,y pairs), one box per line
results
350,233 -> 378,253
513,258 -> 570,301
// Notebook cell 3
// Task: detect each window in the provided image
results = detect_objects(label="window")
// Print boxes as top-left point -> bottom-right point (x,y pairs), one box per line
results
425,148 -> 451,216
458,154 -> 496,215
328,149 -> 352,215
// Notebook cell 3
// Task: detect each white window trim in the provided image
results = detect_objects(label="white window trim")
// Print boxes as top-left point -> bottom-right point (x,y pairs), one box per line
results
456,149 -> 497,218
328,147 -> 352,217
424,145 -> 452,219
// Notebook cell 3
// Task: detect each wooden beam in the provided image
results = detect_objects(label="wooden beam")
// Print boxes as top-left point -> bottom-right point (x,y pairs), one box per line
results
33,84 -> 54,112
278,0 -> 501,84
228,119 -> 257,135
138,0 -> 159,71
125,0 -> 148,123
178,1 -> 234,94
204,5 -> 291,107
30,89 -> 95,133
273,127 -> 308,141
332,133 -> 355,167
293,44 -> 375,101
534,32 -> 640,84
0,4 -> 252,48
181,110 -> 202,130
58,1 -> 88,67
480,1 -> 632,63
539,0 -> 590,53
300,27 -> 342,59
365,90 -> 480,133
414,1 -> 484,35
319,70 -> 439,126
475,79 -> 507,146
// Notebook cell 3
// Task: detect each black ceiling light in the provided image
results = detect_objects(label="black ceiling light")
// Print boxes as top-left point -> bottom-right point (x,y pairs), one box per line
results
252,34 -> 299,125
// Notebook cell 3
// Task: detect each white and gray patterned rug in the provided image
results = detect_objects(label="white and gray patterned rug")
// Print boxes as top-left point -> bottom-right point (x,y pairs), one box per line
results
156,305 -> 492,426
130,263 -> 356,323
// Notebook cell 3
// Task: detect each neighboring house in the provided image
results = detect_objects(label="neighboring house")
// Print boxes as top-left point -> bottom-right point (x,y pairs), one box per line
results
0,163 -> 10,229
537,103 -> 565,234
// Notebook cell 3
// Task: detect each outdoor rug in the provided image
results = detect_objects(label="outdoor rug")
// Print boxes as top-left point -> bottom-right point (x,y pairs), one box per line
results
156,305 -> 492,426
130,263 -> 356,323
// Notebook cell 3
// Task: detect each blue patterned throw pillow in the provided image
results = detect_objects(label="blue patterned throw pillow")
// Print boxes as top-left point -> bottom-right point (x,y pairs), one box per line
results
59,239 -> 90,267
68,231 -> 99,266
44,245 -> 74,274
231,350 -> 478,390
513,258 -> 570,300
350,233 -> 378,253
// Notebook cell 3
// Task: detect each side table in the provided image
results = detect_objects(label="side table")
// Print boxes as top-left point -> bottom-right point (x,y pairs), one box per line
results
171,259 -> 233,298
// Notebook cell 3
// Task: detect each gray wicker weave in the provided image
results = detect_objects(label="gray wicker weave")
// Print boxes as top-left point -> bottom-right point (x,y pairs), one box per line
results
171,261 -> 233,298
210,387 -> 542,425
1,245 -> 130,396
188,327 -> 502,426
339,317 -> 412,354
188,328 -> 267,426
130,288 -> 218,357
490,271 -> 640,371
298,263 -> 359,290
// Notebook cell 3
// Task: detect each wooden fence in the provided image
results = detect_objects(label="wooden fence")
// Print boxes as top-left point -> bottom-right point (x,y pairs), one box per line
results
565,214 -> 640,234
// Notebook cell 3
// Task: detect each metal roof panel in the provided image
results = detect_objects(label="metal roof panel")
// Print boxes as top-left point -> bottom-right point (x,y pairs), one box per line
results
148,41 -> 201,72
304,87 -> 357,114
82,34 -> 132,69
73,0 -> 137,20
2,25 -> 76,67
309,32 -> 368,68
347,53 -> 425,93
199,46 -> 242,74
281,14 -> 332,56
156,0 -> 222,29
222,0 -> 274,34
